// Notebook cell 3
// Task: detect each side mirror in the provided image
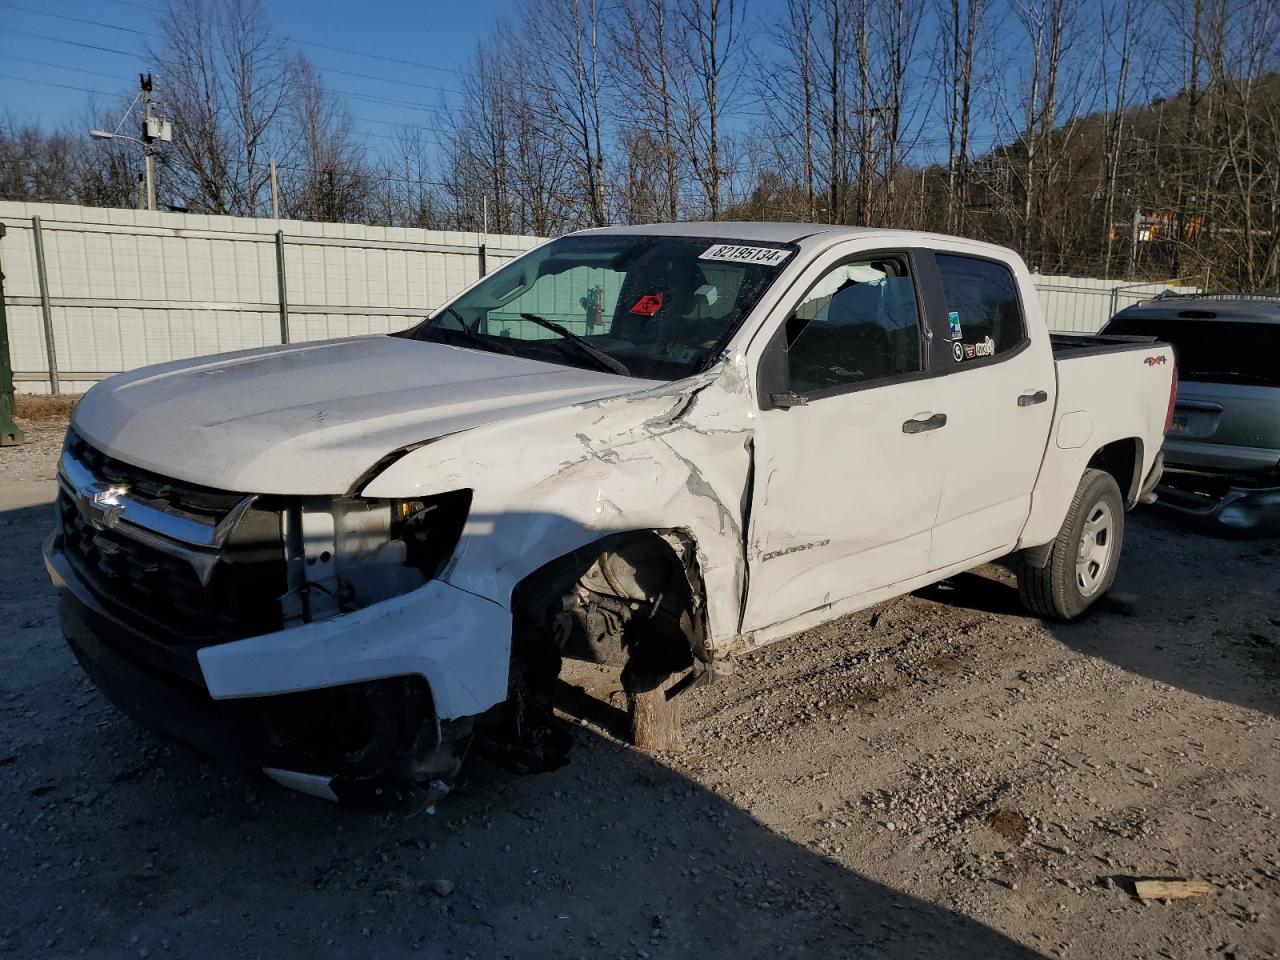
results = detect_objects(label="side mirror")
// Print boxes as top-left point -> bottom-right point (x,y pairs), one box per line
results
757,324 -> 801,411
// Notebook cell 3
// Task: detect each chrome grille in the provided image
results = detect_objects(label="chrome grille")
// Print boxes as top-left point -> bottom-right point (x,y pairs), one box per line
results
56,432 -> 287,659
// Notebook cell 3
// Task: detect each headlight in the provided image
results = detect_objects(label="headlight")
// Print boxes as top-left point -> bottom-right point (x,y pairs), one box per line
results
283,490 -> 471,623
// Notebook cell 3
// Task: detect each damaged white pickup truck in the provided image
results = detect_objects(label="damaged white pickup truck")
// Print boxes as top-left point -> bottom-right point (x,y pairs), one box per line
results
45,223 -> 1176,803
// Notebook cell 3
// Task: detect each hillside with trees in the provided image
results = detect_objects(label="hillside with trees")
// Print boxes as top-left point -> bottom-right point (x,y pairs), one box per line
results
1,0 -> 1276,289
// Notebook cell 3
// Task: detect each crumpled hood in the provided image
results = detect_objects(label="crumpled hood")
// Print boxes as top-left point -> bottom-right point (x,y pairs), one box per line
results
71,335 -> 654,494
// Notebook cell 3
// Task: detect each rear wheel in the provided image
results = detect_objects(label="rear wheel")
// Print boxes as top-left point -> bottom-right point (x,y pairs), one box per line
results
1017,468 -> 1124,621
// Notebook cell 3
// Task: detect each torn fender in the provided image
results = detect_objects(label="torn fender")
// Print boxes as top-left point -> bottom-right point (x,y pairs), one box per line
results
361,365 -> 756,648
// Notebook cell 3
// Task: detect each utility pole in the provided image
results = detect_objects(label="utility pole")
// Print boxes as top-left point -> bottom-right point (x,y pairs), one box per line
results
478,196 -> 489,277
140,74 -> 158,211
1129,207 -> 1142,278
90,75 -> 170,209
0,224 -> 25,446
269,158 -> 280,219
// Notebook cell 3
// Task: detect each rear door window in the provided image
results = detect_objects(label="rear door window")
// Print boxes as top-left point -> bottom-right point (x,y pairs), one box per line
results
935,254 -> 1027,363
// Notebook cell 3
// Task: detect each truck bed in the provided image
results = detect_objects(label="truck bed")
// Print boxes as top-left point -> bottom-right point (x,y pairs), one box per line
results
1050,333 -> 1160,359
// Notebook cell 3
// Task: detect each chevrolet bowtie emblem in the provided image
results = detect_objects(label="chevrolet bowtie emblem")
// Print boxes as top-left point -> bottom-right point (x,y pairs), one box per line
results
84,484 -> 129,529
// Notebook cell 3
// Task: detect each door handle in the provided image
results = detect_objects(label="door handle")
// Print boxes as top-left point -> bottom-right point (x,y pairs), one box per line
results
1017,390 -> 1049,407
902,412 -> 947,434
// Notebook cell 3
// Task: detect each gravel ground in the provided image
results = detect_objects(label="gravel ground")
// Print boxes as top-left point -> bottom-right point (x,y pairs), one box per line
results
1,416 -> 1276,959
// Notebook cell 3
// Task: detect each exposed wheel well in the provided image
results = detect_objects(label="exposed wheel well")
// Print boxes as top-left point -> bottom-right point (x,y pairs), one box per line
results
511,529 -> 709,687
1088,437 -> 1144,508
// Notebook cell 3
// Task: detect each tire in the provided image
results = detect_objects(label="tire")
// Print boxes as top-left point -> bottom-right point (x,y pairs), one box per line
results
1017,468 -> 1125,622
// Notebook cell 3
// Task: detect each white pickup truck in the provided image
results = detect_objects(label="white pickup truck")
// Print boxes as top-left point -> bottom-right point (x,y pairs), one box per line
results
45,223 -> 1176,803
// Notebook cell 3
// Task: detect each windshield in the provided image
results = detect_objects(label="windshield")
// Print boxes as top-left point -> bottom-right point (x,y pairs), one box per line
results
1104,315 -> 1280,388
406,234 -> 795,380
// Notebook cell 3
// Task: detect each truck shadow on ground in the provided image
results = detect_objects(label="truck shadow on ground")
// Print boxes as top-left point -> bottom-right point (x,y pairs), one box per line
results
913,511 -> 1280,718
0,501 -> 1046,960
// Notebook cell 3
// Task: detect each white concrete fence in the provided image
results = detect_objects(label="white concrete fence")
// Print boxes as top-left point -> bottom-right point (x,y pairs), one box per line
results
1030,273 -> 1197,334
0,202 -> 542,394
0,201 -> 1192,394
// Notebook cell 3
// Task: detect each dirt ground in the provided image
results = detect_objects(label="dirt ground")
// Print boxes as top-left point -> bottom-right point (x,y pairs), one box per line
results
1,414 -> 1276,959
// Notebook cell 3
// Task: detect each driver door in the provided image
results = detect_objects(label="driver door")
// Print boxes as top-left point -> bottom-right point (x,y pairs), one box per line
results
741,248 -> 945,634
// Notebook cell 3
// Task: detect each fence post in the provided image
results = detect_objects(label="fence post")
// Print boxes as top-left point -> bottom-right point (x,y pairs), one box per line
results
0,223 -> 26,446
31,216 -> 60,395
275,229 -> 290,344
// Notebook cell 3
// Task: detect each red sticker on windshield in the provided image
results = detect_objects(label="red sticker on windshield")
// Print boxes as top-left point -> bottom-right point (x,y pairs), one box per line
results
628,293 -> 664,316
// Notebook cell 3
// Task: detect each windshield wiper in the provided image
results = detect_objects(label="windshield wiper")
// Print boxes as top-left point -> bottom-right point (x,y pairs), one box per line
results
424,307 -> 514,355
520,313 -> 631,376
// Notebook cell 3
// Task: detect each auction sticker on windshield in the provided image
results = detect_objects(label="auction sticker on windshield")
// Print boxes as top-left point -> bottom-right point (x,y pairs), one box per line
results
700,244 -> 793,267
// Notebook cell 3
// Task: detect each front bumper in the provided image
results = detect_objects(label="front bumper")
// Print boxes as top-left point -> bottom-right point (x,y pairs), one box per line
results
45,532 -> 511,800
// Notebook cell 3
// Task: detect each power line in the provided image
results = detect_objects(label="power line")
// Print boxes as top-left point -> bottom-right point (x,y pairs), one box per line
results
6,1 -> 467,98
282,36 -> 465,79
269,160 -> 453,190
6,29 -> 141,60
0,55 -> 140,84
0,2 -> 157,37
318,63 -> 462,98
11,0 -> 475,86
3,42 -> 452,119
0,71 -> 117,98
350,116 -> 447,139
331,88 -> 444,115
100,0 -> 163,11
3,3 -> 468,96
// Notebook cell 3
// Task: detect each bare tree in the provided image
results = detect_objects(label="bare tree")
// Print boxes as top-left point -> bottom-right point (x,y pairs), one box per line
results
751,0 -> 818,220
610,0 -> 686,221
673,0 -> 748,219
521,0 -> 610,226
1,106 -> 140,208
1098,0 -> 1146,277
1009,0 -> 1082,265
153,0 -> 293,215
373,126 -> 441,228
870,0 -> 925,225
937,0 -> 986,233
281,59 -> 371,223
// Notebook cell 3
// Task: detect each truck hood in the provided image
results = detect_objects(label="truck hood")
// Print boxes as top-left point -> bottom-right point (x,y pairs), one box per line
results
71,336 -> 655,494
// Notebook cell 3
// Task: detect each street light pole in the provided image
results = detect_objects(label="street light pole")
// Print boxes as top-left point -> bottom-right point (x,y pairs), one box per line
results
90,74 -> 170,212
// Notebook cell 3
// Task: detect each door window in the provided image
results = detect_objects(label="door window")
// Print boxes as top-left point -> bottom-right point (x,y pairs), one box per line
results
935,254 -> 1026,362
785,255 -> 924,394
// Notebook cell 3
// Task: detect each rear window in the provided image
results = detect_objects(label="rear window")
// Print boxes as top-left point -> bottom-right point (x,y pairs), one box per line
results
1103,316 -> 1280,387
935,254 -> 1027,361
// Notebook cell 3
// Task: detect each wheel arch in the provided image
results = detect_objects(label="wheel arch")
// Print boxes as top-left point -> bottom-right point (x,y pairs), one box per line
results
510,526 -> 712,671
1087,436 -> 1145,508
1020,437 -> 1143,569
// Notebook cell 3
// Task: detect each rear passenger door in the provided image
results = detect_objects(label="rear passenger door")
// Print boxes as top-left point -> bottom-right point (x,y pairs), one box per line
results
924,252 -> 1056,571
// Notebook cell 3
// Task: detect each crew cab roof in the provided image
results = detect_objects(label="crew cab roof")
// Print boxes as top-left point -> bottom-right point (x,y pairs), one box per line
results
573,220 -> 1019,257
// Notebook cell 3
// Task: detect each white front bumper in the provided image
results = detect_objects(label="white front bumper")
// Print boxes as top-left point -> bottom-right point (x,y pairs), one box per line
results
197,578 -> 511,721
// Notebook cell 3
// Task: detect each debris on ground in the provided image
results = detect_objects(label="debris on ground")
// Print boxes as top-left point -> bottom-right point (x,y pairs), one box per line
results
1,417 -> 1276,958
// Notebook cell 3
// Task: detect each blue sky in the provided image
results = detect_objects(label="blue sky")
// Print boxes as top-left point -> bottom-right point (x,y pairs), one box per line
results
0,0 -> 518,147
1,0 -> 1145,176
0,0 -> 978,170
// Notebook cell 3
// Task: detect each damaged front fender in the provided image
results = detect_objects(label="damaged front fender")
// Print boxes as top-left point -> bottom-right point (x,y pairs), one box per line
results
361,360 -> 757,649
